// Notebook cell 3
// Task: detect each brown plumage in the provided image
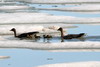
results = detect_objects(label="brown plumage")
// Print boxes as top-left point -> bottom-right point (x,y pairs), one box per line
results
10,28 -> 39,39
43,35 -> 52,38
34,34 -> 41,38
43,34 -> 52,42
57,27 -> 85,42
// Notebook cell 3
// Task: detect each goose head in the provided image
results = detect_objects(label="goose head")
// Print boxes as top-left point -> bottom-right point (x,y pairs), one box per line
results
10,28 -> 15,31
57,27 -> 62,31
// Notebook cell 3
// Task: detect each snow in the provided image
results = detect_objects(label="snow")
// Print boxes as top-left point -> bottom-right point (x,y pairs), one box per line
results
0,2 -> 17,6
32,24 -> 77,29
0,5 -> 33,10
0,25 -> 59,35
37,61 -> 100,67
0,0 -> 14,2
0,25 -> 61,35
0,13 -> 100,24
0,38 -> 100,50
0,25 -> 44,35
0,56 -> 10,59
0,24 -> 76,35
15,0 -> 100,4
38,4 -> 100,12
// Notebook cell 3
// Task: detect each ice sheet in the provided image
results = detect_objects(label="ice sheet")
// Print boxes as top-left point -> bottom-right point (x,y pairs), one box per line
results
0,13 -> 100,24
15,0 -> 100,4
0,40 -> 100,50
0,24 -> 75,34
37,61 -> 100,67
0,5 -> 33,10
38,4 -> 100,12
0,56 -> 10,59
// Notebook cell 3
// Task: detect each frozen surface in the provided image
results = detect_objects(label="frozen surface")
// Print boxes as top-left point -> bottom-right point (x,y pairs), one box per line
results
38,4 -> 100,12
0,38 -> 100,50
0,5 -> 33,10
0,25 -> 44,35
0,13 -> 100,24
0,0 -> 14,2
15,0 -> 100,4
37,61 -> 100,67
0,56 -> 10,59
0,24 -> 76,35
0,2 -> 16,5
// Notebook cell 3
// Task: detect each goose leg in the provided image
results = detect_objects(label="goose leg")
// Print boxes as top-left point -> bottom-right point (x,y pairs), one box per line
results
61,37 -> 64,42
61,39 -> 64,42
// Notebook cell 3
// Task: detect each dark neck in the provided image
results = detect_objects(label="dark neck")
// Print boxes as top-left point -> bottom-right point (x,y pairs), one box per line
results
13,29 -> 17,37
60,28 -> 64,42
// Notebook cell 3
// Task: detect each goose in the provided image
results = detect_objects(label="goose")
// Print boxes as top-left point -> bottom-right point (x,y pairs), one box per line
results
34,34 -> 41,38
43,34 -> 52,42
57,27 -> 85,42
43,35 -> 52,38
10,28 -> 39,39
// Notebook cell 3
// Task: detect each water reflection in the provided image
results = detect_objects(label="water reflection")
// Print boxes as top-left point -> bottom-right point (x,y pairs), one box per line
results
28,35 -> 100,43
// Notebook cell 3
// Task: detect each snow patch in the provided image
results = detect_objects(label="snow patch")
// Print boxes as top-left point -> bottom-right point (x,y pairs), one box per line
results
0,24 -> 74,35
0,56 -> 10,59
0,13 -> 100,24
38,4 -> 100,13
0,40 -> 100,50
0,5 -> 32,10
15,0 -> 100,4
37,61 -> 100,67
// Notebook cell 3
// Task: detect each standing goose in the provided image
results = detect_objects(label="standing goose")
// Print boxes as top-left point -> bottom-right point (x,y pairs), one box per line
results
57,27 -> 85,42
10,28 -> 39,39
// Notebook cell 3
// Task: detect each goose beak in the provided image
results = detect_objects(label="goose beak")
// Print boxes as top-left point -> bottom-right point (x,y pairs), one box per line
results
57,27 -> 62,31
57,28 -> 60,31
10,29 -> 13,31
